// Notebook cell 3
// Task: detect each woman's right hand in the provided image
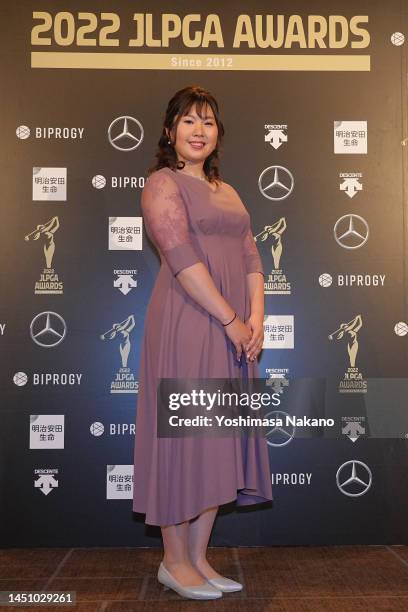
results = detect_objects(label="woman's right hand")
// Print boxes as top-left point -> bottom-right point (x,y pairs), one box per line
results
223,315 -> 252,363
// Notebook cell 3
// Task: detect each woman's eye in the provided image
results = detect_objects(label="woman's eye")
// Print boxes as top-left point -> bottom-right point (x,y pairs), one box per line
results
184,120 -> 214,126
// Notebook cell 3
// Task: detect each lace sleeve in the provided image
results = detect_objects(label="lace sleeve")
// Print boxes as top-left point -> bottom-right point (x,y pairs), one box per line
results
141,171 -> 201,276
243,224 -> 265,277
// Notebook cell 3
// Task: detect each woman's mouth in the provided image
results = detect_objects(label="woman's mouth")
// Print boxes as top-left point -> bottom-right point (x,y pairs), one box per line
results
189,142 -> 205,150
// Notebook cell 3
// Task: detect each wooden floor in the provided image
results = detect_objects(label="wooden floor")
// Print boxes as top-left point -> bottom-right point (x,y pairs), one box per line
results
1,546 -> 408,610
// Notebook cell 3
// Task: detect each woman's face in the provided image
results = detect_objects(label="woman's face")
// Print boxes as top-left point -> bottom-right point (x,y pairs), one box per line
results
168,103 -> 218,164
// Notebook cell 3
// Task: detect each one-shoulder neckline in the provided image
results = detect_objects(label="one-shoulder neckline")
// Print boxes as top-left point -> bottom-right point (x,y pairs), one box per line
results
161,166 -> 221,194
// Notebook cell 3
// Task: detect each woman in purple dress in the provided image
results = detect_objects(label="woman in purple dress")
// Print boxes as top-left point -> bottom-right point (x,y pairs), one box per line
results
133,85 -> 273,600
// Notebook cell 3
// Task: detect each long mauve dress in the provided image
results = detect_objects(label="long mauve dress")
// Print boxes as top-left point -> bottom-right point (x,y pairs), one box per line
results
132,166 -> 273,526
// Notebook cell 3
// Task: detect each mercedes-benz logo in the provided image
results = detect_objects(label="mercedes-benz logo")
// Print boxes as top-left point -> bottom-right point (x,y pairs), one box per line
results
30,311 -> 67,348
336,460 -> 372,497
258,166 -> 294,201
334,214 -> 369,249
108,116 -> 144,151
264,410 -> 295,447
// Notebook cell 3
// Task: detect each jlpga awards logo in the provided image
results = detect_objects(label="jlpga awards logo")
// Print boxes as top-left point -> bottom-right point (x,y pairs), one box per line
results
100,315 -> 139,393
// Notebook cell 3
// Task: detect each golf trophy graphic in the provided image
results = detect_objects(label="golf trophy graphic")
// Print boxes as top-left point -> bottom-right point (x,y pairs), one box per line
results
24,216 -> 63,294
254,217 -> 291,295
329,315 -> 367,393
100,315 -> 139,393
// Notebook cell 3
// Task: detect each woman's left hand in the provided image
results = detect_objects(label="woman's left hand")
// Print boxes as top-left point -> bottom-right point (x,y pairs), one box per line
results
244,313 -> 264,362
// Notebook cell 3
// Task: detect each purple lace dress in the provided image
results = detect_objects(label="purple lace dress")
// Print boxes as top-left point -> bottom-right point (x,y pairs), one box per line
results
132,166 -> 273,526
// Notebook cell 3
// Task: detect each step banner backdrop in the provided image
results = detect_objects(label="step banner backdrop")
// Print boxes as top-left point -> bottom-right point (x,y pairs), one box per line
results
1,1 -> 408,547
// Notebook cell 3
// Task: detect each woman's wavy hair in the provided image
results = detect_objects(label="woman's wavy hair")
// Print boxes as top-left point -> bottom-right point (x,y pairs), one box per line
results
147,85 -> 225,184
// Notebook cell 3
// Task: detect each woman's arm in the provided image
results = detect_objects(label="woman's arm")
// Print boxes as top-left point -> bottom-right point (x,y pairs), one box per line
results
246,271 -> 264,320
244,272 -> 265,359
242,224 -> 266,359
175,263 -> 235,324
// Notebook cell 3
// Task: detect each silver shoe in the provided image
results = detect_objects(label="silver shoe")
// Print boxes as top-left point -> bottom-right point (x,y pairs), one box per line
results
157,562 -> 223,600
207,576 -> 243,592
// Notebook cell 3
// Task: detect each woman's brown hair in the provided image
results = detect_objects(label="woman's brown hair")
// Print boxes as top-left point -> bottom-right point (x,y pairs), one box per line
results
147,85 -> 225,184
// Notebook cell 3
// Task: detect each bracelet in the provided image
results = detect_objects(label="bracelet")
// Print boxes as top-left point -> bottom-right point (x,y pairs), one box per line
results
222,312 -> 237,327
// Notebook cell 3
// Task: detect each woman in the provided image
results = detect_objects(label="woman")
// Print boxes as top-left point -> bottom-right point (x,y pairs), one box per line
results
132,85 -> 273,600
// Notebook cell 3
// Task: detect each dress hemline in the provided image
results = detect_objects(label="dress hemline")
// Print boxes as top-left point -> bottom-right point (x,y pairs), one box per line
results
133,488 -> 273,527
